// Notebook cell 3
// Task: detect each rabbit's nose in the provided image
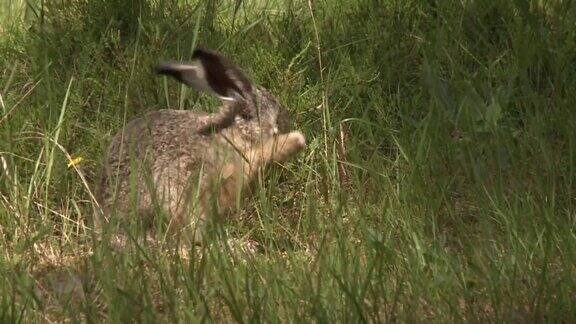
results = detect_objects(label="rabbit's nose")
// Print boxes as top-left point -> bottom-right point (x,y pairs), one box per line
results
272,126 -> 279,135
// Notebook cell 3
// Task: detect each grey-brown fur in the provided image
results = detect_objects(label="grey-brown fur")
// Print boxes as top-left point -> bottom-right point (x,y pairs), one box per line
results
94,52 -> 306,245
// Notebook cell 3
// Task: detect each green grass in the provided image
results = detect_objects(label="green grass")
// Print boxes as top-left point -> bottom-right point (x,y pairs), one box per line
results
1,0 -> 576,322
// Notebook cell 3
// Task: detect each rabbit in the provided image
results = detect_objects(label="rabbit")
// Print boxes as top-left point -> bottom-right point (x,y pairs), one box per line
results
94,47 -> 306,246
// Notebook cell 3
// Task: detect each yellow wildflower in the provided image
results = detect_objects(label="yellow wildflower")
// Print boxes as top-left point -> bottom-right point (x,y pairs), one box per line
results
67,156 -> 84,168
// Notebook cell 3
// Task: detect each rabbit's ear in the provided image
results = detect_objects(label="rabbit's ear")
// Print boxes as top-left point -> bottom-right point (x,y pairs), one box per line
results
156,61 -> 215,97
156,47 -> 252,102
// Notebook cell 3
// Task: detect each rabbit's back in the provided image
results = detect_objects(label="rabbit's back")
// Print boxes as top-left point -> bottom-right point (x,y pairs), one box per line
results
96,110 -> 222,227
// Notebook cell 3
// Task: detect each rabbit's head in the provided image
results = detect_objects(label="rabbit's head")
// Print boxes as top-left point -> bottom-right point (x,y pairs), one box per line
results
156,47 -> 291,138
243,86 -> 290,136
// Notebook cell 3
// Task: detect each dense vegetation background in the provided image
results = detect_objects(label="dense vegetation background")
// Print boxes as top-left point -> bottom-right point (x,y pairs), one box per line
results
1,0 -> 575,321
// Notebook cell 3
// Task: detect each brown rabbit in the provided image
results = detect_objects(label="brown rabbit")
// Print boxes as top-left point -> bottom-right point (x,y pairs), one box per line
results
94,47 -> 306,246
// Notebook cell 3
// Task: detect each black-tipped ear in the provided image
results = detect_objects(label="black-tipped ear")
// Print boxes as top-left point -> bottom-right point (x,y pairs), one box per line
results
193,48 -> 253,101
155,61 -> 210,93
155,62 -> 191,85
156,48 -> 253,102
155,62 -> 179,76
